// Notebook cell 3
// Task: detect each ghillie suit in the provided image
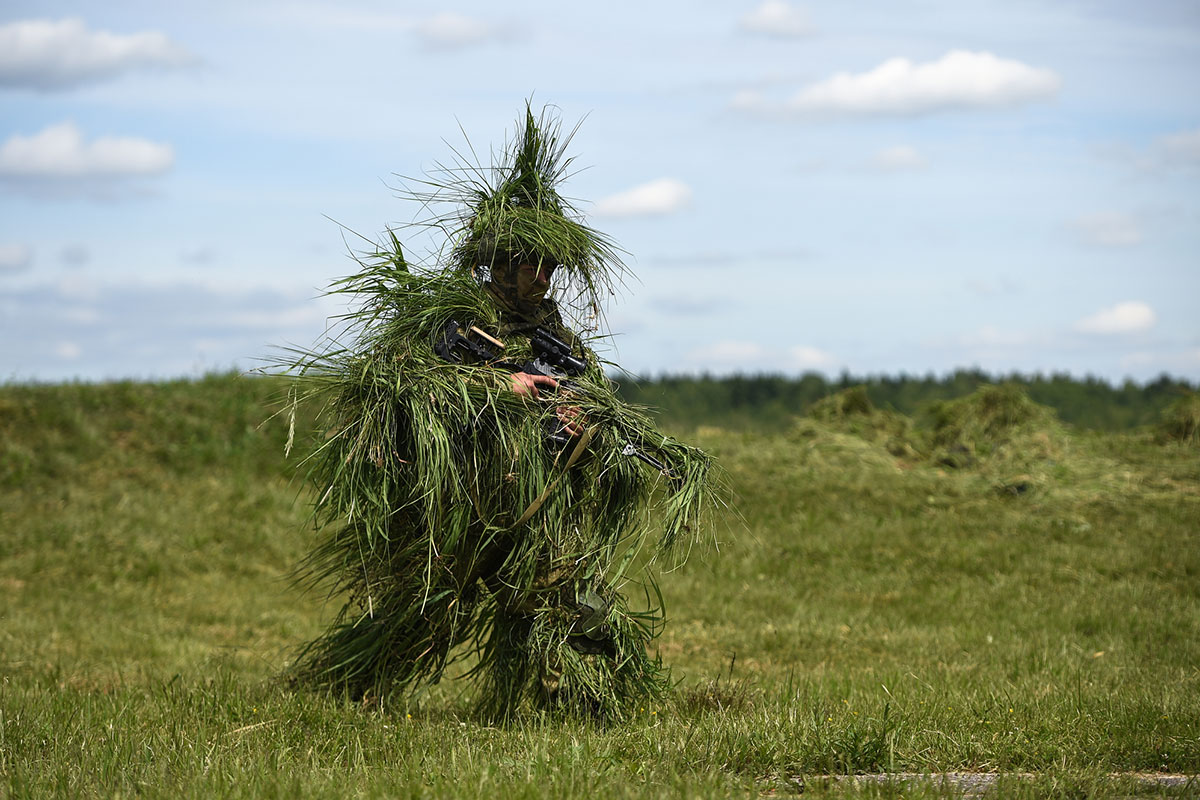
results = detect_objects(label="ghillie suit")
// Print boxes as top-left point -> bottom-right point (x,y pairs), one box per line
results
284,106 -> 719,719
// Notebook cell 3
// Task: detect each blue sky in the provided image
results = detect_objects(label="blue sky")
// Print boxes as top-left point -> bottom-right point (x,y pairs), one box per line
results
1,1 -> 1198,383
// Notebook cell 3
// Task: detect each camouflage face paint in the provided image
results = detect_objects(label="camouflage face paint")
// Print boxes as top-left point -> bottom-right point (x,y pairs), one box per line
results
516,262 -> 553,306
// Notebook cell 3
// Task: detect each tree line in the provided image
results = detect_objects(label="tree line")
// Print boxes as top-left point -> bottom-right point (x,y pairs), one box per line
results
611,369 -> 1198,432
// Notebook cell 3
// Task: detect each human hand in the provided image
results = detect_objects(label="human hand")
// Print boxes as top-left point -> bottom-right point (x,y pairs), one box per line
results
556,405 -> 587,438
510,371 -> 558,399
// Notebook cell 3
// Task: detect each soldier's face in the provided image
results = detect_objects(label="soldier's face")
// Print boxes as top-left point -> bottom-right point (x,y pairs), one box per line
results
516,262 -> 553,305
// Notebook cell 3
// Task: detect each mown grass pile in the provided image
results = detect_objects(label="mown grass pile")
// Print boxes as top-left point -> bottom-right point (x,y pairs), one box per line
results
1159,390 -> 1200,446
2,376 -> 1198,798
803,386 -> 917,458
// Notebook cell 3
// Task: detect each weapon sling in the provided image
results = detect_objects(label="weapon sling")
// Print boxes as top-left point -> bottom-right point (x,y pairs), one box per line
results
511,423 -> 597,527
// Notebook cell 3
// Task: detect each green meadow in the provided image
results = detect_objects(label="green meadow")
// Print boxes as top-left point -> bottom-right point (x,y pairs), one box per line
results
1,374 -> 1197,798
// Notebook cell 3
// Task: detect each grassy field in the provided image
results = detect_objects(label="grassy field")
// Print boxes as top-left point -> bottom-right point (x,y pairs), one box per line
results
1,374 -> 1198,798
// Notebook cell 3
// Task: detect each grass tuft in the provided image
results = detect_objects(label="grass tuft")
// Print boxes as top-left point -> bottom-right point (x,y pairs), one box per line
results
1158,390 -> 1200,445
673,678 -> 759,716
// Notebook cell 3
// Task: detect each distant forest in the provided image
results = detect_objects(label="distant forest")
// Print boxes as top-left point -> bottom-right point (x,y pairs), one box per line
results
612,369 -> 1198,432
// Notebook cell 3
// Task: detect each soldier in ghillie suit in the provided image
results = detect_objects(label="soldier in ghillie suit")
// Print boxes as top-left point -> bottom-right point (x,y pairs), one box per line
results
285,105 -> 720,719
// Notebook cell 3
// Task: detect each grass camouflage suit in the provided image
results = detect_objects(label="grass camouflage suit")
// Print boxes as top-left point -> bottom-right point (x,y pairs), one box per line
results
285,105 -> 720,719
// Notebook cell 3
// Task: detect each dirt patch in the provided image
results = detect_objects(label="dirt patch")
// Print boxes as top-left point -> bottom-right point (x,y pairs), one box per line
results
796,772 -> 1197,796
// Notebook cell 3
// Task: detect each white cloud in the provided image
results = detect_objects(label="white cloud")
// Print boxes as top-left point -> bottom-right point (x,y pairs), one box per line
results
0,279 -> 344,381
730,89 -> 766,111
871,145 -> 927,171
1071,212 -> 1142,247
1074,301 -> 1157,335
414,13 -> 509,49
181,246 -> 217,265
962,326 -> 1036,347
593,178 -> 692,218
652,295 -> 722,315
1156,127 -> 1200,166
740,1 -> 814,37
55,341 -> 82,360
1103,126 -> 1200,175
0,122 -> 173,179
648,249 -> 807,268
61,306 -> 101,324
1121,348 -> 1200,373
686,340 -> 764,367
259,8 -> 514,50
0,18 -> 195,90
0,244 -> 33,274
60,243 -> 90,266
740,50 -> 1060,116
789,345 -> 837,370
271,8 -> 412,32
684,341 -> 838,373
965,277 -> 1020,296
227,304 -> 332,329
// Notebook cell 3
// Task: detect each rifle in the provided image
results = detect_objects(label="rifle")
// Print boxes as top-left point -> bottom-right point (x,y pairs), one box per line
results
434,319 -> 678,481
